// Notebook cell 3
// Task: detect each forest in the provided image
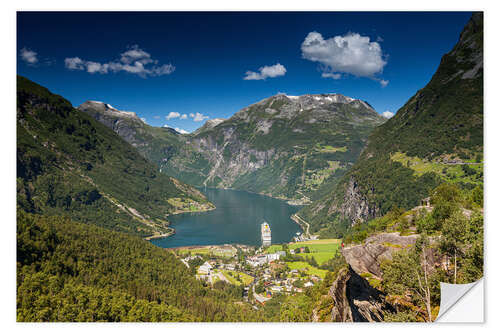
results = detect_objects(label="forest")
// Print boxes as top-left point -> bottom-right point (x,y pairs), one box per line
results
17,210 -> 267,322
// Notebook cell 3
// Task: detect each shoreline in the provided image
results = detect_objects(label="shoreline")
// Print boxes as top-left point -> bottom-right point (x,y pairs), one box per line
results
290,213 -> 311,238
167,243 -> 256,251
199,186 -> 309,207
144,205 -> 216,242
144,229 -> 175,241
166,204 -> 216,217
147,188 -> 305,244
290,214 -> 305,233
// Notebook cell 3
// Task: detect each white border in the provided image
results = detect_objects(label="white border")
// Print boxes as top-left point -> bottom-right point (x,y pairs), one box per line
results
3,1 -> 499,332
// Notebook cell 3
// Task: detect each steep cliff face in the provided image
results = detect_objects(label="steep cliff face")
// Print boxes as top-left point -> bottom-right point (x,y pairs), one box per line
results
78,101 -> 144,144
333,177 -> 379,224
327,266 -> 394,322
299,13 -> 483,234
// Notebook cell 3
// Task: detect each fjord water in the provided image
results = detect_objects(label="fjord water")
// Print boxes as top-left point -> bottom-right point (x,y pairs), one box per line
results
150,188 -> 301,248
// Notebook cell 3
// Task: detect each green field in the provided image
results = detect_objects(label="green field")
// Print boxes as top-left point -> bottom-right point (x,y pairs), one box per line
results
266,239 -> 340,265
315,144 -> 347,153
286,262 -> 329,278
296,252 -> 336,265
391,152 -> 483,186
219,270 -> 254,286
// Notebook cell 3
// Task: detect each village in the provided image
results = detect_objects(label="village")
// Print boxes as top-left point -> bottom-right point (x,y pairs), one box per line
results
174,223 -> 340,306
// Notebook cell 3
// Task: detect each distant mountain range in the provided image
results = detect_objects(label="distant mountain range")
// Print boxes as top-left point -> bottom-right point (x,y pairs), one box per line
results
81,93 -> 386,203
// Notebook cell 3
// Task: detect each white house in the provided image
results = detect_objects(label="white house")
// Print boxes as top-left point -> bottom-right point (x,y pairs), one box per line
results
197,261 -> 213,275
270,286 -> 283,293
266,253 -> 280,262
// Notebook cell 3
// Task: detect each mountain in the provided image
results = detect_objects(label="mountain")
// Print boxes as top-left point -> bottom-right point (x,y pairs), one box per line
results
17,76 -> 214,238
299,13 -> 483,237
192,118 -> 226,135
82,93 -> 386,202
77,100 -> 187,168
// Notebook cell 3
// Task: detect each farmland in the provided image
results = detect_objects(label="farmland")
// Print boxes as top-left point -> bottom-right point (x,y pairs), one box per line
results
266,239 -> 341,265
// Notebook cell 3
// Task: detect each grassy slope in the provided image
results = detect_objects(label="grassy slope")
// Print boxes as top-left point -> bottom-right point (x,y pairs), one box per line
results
82,105 -> 190,171
299,13 -> 483,237
285,262 -> 329,279
218,270 -> 254,286
17,76 -> 212,237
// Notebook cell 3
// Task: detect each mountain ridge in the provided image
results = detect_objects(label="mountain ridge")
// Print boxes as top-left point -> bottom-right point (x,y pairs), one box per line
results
17,75 -> 214,238
82,91 -> 386,202
298,13 -> 483,237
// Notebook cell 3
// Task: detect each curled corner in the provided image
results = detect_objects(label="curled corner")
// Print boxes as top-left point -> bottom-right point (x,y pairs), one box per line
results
436,278 -> 484,322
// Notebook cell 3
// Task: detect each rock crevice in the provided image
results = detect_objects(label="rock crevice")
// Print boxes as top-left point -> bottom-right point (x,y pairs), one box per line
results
328,266 -> 394,322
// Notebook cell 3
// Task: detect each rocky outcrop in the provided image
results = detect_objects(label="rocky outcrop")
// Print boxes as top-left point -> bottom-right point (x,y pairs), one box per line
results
342,231 -> 450,281
192,118 -> 226,135
78,100 -> 148,146
328,266 -> 394,322
342,232 -> 419,279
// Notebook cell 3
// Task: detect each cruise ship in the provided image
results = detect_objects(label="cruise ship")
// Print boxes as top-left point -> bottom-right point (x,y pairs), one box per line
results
261,221 -> 272,246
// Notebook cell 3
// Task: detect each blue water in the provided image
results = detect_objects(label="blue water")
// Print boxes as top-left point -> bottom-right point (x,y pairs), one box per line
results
150,188 -> 301,248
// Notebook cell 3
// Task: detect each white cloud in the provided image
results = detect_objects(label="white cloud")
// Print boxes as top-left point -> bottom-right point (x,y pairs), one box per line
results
379,79 -> 389,88
244,63 -> 287,80
120,47 -> 151,64
140,117 -> 147,124
20,47 -> 38,65
301,31 -> 387,80
163,124 -> 189,134
153,115 -> 161,119
189,113 -> 194,118
382,110 -> 394,118
180,114 -> 188,120
150,64 -> 175,76
321,72 -> 342,79
64,45 -> 175,77
193,112 -> 209,122
166,112 -> 181,120
175,128 -> 189,134
65,57 -> 85,70
86,61 -> 108,74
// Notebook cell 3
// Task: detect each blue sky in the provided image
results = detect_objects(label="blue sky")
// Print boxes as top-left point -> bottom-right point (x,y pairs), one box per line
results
17,12 -> 472,133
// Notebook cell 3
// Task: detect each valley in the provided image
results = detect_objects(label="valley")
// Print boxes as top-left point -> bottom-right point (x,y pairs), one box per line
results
81,93 -> 386,203
15,12 -> 483,323
149,188 -> 301,248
